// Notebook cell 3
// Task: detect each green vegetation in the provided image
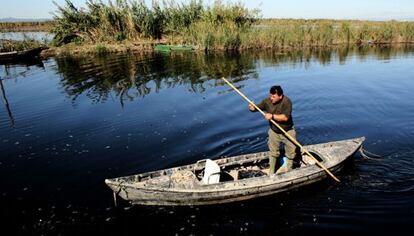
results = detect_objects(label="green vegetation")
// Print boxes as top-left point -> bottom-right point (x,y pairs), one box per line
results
50,0 -> 258,51
0,38 -> 45,52
50,0 -> 414,53
3,0 -> 412,55
244,19 -> 414,50
0,23 -> 51,52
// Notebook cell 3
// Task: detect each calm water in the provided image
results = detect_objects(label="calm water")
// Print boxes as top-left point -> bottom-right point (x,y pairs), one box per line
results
1,46 -> 414,235
0,31 -> 54,42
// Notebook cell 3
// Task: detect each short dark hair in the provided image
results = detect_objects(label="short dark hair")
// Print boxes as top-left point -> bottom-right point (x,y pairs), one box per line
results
270,85 -> 283,96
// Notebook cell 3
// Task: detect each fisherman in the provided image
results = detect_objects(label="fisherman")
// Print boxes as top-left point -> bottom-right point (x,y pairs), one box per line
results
248,85 -> 296,175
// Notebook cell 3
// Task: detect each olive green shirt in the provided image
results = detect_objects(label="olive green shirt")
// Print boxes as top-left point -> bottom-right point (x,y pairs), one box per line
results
253,96 -> 294,133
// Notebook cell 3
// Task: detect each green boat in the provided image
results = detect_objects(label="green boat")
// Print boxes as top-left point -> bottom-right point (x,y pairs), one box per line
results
154,44 -> 193,52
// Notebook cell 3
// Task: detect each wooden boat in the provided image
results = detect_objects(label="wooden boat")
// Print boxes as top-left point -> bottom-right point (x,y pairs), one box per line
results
0,47 -> 44,63
154,44 -> 193,52
105,137 -> 365,206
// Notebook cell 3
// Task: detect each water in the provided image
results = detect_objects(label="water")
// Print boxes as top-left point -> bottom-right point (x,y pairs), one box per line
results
0,31 -> 54,42
1,45 -> 414,235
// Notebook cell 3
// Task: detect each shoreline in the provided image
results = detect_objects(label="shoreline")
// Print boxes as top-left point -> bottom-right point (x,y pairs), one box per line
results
39,41 -> 414,58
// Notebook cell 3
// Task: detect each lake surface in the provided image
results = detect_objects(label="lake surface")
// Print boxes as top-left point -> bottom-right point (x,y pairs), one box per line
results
0,31 -> 54,42
1,45 -> 414,235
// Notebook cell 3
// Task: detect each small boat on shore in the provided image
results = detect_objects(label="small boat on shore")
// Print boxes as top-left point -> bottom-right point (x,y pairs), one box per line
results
0,47 -> 45,63
105,137 -> 365,206
154,44 -> 193,52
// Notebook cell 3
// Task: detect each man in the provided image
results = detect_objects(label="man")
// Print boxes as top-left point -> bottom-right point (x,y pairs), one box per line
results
249,85 -> 296,175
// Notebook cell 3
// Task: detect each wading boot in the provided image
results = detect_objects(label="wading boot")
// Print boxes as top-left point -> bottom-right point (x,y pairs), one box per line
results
276,158 -> 293,175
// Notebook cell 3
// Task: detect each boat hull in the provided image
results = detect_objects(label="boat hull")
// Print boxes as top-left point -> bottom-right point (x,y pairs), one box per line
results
0,47 -> 45,63
105,137 -> 364,206
154,44 -> 193,52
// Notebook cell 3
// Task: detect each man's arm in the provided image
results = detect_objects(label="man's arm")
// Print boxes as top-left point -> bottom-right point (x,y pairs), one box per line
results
272,113 -> 288,122
273,98 -> 292,122
249,100 -> 266,112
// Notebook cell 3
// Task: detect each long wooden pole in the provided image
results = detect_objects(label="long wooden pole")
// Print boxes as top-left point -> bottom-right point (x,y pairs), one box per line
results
221,77 -> 340,182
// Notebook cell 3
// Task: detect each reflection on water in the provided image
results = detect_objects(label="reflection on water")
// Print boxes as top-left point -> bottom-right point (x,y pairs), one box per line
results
47,45 -> 414,104
0,59 -> 45,128
0,78 -> 14,127
1,44 -> 414,235
1,45 -> 412,103
53,52 -> 258,104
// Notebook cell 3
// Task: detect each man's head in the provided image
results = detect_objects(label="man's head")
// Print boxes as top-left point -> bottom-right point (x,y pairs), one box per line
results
269,85 -> 283,104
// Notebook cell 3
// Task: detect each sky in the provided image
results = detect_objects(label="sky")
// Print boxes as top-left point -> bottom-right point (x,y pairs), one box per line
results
0,0 -> 413,21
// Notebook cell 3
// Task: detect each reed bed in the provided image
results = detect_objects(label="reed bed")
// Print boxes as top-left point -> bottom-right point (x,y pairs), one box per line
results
245,19 -> 414,49
0,38 -> 46,52
48,0 -> 414,52
51,0 -> 258,50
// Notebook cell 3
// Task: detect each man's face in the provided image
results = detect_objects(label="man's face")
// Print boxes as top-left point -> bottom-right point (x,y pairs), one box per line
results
269,93 -> 282,104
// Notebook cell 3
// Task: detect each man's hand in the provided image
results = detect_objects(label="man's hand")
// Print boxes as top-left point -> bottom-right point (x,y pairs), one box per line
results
265,113 -> 273,120
248,103 -> 255,111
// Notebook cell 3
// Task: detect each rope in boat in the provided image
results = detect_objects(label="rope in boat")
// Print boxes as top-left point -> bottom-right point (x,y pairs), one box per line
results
359,146 -> 383,160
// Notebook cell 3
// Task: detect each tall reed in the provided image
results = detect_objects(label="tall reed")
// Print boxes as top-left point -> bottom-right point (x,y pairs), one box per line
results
51,0 -> 258,50
50,1 -> 414,51
243,19 -> 414,50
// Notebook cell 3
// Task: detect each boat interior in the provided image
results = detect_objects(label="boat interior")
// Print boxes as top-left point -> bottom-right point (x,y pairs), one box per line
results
122,151 -> 325,188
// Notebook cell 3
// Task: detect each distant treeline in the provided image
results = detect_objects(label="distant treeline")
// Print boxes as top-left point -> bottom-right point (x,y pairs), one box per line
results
0,21 -> 54,32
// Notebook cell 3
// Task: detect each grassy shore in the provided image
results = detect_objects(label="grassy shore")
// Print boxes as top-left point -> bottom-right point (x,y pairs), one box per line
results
0,39 -> 46,52
249,19 -> 414,48
3,0 -> 414,56
48,0 -> 414,54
